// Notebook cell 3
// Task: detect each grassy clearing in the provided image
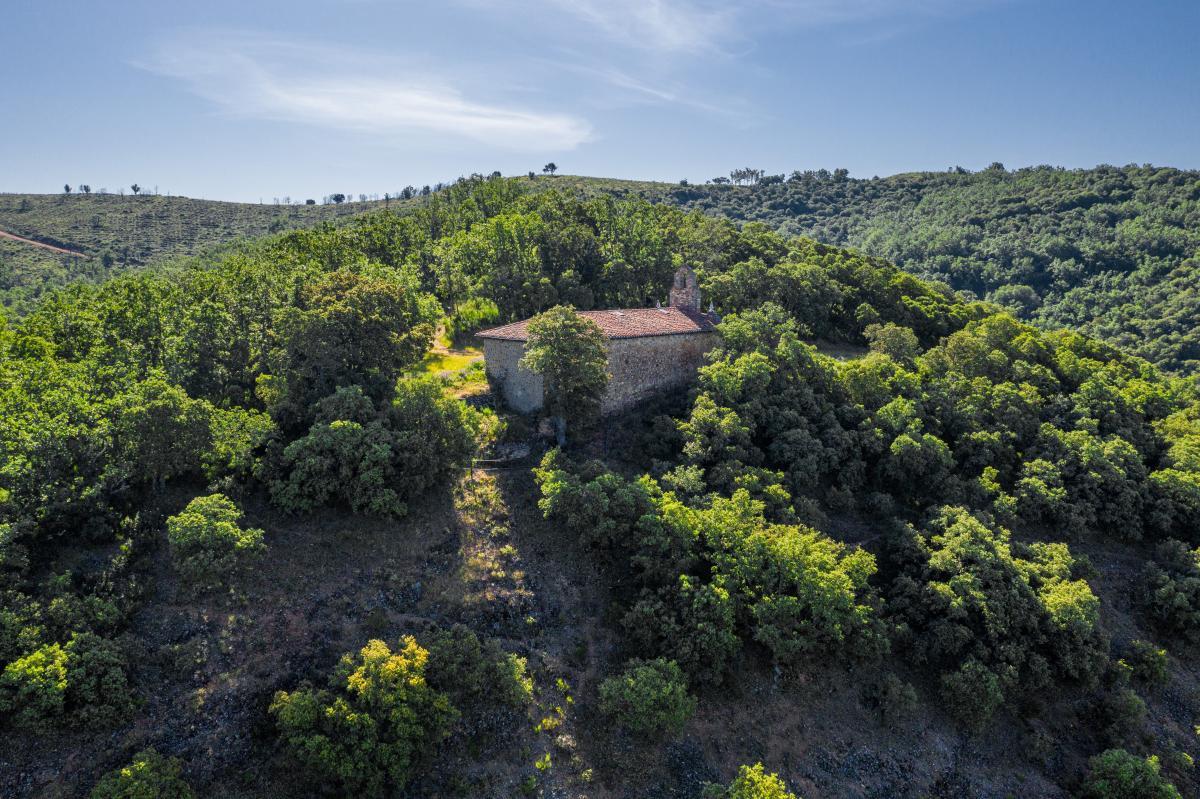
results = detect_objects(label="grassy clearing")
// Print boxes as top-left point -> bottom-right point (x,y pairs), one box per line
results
418,348 -> 482,375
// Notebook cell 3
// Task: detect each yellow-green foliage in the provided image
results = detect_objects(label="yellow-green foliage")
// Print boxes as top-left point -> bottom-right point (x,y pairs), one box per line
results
270,637 -> 456,797
0,641 -> 67,730
1080,749 -> 1181,799
0,632 -> 134,731
704,763 -> 800,799
90,749 -> 194,799
536,455 -> 884,684
166,494 -> 265,590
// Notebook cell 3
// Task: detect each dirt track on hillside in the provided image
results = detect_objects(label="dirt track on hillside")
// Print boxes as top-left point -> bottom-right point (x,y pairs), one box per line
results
0,228 -> 85,256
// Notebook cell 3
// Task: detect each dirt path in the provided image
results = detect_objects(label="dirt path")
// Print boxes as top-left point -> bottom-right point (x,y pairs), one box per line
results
0,228 -> 86,257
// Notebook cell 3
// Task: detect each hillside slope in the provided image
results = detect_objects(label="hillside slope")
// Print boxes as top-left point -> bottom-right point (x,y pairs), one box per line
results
536,166 -> 1200,375
5,166 -> 1199,374
0,192 -> 391,311
3,177 -> 1199,798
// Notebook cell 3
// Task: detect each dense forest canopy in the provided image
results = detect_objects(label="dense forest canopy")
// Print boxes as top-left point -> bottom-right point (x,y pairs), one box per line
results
2,175 -> 1199,797
599,164 -> 1200,375
5,164 -> 1199,376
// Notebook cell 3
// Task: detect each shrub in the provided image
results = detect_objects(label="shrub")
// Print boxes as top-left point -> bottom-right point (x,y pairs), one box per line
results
887,507 -> 1106,727
424,624 -> 533,709
598,658 -> 696,737
1080,749 -> 1181,799
1141,540 -> 1200,642
865,673 -> 917,723
0,642 -> 67,731
64,632 -> 138,728
1121,640 -> 1169,688
90,749 -> 194,799
270,637 -> 456,796
940,658 -> 1004,730
0,632 -> 134,731
270,379 -> 476,518
165,494 -> 265,590
537,457 -> 884,685
623,576 -> 741,685
703,762 -> 800,799
1100,687 -> 1147,745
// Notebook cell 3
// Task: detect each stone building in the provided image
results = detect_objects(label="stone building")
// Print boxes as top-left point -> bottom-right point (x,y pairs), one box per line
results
478,265 -> 719,415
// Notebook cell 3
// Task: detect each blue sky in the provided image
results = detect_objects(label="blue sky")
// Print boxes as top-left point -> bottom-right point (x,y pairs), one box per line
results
4,0 -> 1198,201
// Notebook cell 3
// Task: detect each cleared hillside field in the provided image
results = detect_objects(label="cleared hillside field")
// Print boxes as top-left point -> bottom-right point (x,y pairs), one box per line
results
0,192 -> 390,310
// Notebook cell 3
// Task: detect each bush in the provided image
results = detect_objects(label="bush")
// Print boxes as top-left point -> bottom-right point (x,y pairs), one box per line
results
887,507 -> 1106,727
537,457 -> 884,685
64,632 -> 137,728
1141,540 -> 1200,642
1100,687 -> 1147,745
0,642 -> 67,731
940,658 -> 1004,730
598,658 -> 696,737
865,673 -> 917,724
270,637 -> 456,796
269,379 -> 476,518
424,624 -> 533,709
703,762 -> 800,799
0,633 -> 134,731
165,494 -> 265,590
90,749 -> 194,799
1121,640 -> 1169,688
1080,749 -> 1181,799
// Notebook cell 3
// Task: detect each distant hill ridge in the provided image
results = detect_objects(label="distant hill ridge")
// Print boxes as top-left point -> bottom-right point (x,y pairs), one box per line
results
3,164 -> 1199,373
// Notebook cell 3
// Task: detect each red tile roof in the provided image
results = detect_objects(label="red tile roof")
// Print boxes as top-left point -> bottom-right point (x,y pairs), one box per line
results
478,307 -> 718,341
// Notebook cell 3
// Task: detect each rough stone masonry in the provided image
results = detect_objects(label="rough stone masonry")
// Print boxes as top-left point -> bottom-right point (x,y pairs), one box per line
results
478,265 -> 719,415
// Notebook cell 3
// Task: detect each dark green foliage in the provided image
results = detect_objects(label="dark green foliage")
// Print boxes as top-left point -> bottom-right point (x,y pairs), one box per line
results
703,762 -> 800,799
165,494 -> 265,590
584,166 -> 1200,375
1080,749 -> 1182,799
536,455 -> 884,684
0,191 -> 383,313
90,749 -> 194,799
270,637 -> 457,797
865,672 -> 918,723
598,657 -> 696,737
423,624 -> 533,708
887,507 -> 1106,726
269,379 -> 477,517
1099,686 -> 1148,745
1141,541 -> 1200,643
1121,640 -> 1170,687
267,269 -> 439,428
0,632 -> 134,731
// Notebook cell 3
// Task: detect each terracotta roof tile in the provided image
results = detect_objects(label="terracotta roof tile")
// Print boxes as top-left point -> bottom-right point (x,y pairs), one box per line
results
478,307 -> 718,342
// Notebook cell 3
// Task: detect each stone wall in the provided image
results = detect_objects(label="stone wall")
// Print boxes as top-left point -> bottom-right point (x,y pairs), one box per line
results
485,332 -> 716,416
482,338 -> 544,413
602,332 -> 715,413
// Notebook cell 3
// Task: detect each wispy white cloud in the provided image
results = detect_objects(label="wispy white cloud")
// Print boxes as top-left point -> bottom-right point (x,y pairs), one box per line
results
138,32 -> 592,151
544,0 -> 1001,52
546,0 -> 734,53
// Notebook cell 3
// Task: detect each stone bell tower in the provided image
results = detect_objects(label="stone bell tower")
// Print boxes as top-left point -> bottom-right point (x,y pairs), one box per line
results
669,265 -> 701,312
